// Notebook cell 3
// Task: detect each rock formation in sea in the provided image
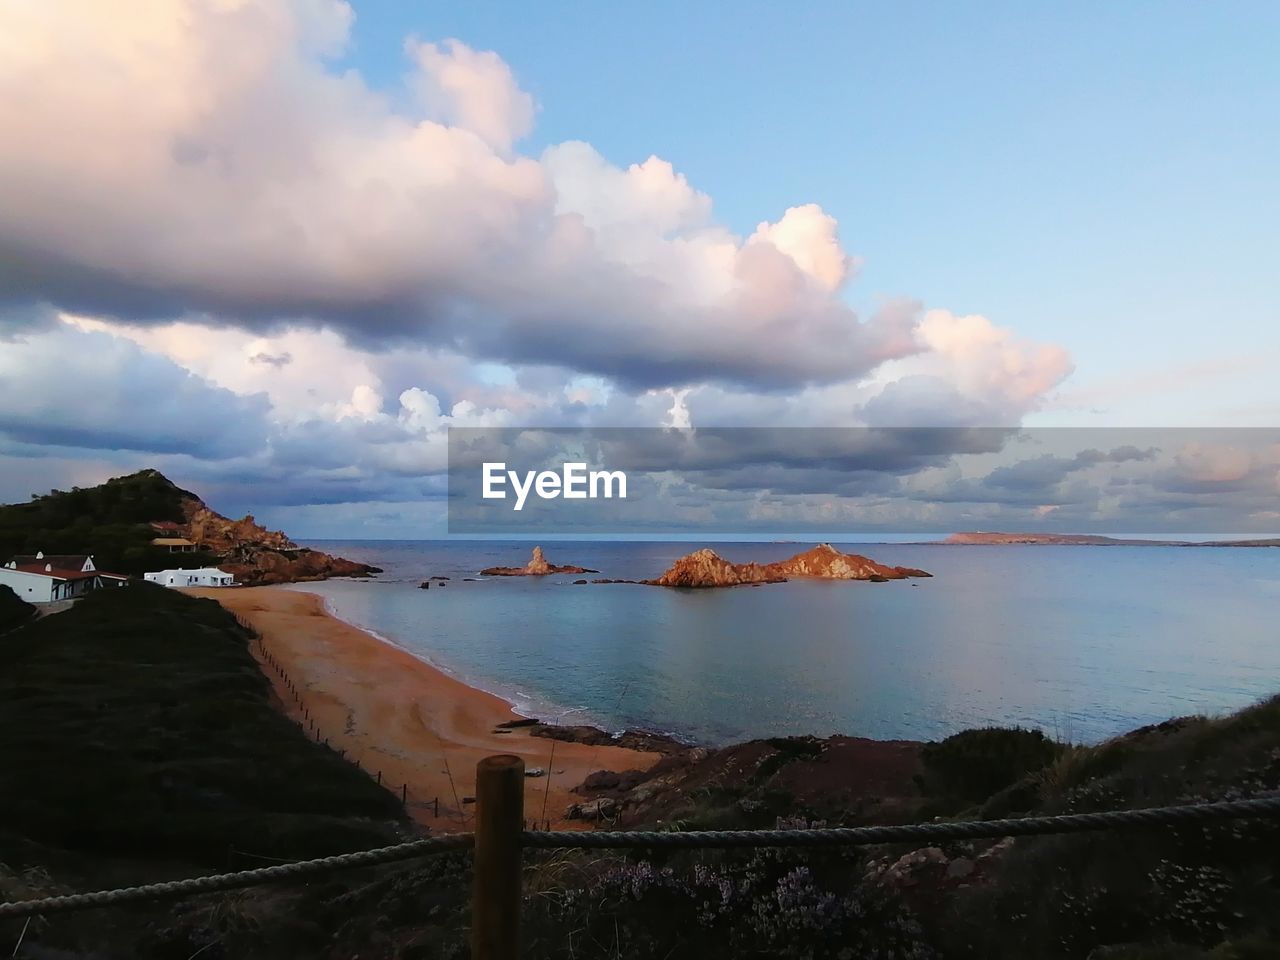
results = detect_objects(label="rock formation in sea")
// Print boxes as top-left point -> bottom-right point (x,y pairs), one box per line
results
645,543 -> 930,588
479,545 -> 599,576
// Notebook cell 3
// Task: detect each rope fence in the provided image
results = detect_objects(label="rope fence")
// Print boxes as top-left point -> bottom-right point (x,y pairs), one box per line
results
3,755 -> 1278,960
523,795 -> 1280,848
0,836 -> 473,919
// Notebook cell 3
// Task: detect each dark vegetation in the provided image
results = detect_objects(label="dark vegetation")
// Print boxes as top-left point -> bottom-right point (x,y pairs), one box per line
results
917,725 -> 1069,814
0,584 -> 35,632
0,585 -> 404,865
512,701 -> 1280,960
0,468 -> 218,575
1,586 -> 1277,957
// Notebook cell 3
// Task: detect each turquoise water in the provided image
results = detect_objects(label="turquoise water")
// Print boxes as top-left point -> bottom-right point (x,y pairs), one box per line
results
286,541 -> 1279,745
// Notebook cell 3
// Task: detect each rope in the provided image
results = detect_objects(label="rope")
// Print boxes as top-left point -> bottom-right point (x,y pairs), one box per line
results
522,795 -> 1280,849
0,835 -> 473,919
3,795 -> 1278,919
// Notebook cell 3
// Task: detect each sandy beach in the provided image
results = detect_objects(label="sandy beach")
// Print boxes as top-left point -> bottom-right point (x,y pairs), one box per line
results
187,586 -> 660,832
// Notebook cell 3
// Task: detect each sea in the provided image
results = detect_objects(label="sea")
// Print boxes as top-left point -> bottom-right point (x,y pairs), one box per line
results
284,541 -> 1279,747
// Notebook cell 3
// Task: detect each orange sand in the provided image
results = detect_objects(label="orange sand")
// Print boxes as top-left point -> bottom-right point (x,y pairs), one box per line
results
187,586 -> 659,832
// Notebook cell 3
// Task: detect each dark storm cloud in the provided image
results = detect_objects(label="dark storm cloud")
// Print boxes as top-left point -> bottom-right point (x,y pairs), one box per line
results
985,446 -> 1158,491
446,427 -> 1279,534
0,326 -> 270,460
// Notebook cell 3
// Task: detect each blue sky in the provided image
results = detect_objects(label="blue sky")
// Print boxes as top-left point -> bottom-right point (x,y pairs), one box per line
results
0,1 -> 1276,535
345,1 -> 1280,423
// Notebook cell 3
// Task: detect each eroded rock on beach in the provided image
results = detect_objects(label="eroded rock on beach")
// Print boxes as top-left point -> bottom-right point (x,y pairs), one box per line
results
480,545 -> 598,577
645,543 -> 930,588
528,723 -> 687,755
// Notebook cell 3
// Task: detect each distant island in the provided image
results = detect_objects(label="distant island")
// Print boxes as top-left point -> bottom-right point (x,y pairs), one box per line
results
480,545 -> 598,576
942,531 -> 1280,547
640,543 -> 930,588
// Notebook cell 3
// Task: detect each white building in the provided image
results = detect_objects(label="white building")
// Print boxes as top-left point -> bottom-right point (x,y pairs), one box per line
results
145,567 -> 238,588
0,552 -> 128,603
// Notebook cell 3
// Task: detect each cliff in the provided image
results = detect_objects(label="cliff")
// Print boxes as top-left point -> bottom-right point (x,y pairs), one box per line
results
480,545 -> 598,576
177,500 -> 378,586
646,543 -> 930,588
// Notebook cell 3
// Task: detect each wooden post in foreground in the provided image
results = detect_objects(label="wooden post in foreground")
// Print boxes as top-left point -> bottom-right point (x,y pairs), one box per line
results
472,754 -> 524,960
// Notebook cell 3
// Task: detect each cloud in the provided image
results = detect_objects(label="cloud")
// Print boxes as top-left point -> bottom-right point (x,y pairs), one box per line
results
748,204 -> 856,292
0,302 -> 59,338
0,326 -> 270,458
984,446 -> 1156,491
0,0 -> 1095,533
407,37 -> 536,153
249,351 -> 293,368
0,0 -> 965,392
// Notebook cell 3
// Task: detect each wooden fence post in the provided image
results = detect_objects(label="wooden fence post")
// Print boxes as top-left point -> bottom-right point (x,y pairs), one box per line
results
472,754 -> 524,960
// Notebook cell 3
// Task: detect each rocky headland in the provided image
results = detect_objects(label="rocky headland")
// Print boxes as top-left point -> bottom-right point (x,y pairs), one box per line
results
480,545 -> 598,576
0,468 -> 379,586
177,500 -> 379,586
642,543 -> 930,588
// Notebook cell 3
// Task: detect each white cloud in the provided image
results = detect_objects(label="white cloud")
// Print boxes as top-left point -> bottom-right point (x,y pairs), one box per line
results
0,0 -> 1008,391
0,0 -> 1091,528
749,204 -> 855,292
407,37 -> 535,153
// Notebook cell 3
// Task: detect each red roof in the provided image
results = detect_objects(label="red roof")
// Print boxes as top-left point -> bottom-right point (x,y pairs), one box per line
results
9,564 -> 98,582
10,554 -> 92,571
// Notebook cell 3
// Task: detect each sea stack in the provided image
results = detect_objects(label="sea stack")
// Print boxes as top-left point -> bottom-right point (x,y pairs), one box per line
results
480,546 -> 598,577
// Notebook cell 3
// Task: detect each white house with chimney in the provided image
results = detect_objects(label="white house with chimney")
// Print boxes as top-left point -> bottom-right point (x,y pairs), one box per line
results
0,552 -> 128,603
144,567 -> 238,588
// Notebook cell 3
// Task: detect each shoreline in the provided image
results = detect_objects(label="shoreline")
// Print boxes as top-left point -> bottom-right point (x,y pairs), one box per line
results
298,587 -> 634,741
187,586 -> 662,832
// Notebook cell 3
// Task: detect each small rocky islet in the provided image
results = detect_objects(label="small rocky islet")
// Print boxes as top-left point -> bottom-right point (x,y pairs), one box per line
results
469,542 -> 929,588
479,545 -> 598,576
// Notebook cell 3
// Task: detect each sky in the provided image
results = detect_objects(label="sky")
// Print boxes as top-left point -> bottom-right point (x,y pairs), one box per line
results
0,1 -> 1276,536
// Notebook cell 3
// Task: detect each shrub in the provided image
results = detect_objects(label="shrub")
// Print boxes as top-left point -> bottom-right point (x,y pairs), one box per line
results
527,850 -> 936,959
918,727 -> 1067,809
0,584 -> 35,632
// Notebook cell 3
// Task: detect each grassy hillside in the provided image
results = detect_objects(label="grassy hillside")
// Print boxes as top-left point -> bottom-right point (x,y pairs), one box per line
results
0,584 -> 405,867
0,468 -> 219,574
